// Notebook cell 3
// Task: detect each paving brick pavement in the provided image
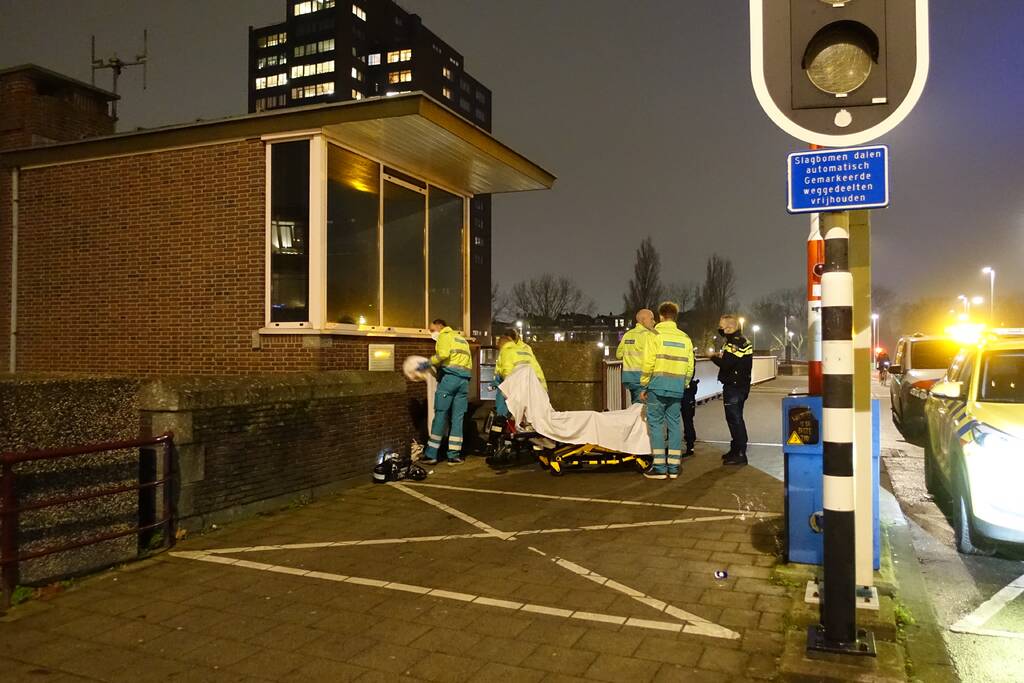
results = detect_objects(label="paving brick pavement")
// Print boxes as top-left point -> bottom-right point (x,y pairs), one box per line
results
1,440 -> 791,682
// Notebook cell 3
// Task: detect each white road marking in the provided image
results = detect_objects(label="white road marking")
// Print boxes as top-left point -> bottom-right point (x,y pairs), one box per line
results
391,482 -> 515,540
950,570 -> 1024,639
541,550 -> 741,640
193,514 -> 751,556
172,479 -> 761,642
170,550 -> 697,635
406,481 -> 778,517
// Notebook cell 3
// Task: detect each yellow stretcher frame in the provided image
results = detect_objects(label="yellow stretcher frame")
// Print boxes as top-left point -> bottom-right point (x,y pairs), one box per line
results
536,443 -> 652,476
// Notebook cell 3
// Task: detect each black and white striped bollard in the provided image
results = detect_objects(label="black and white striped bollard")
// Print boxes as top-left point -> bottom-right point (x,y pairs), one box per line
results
812,210 -> 875,655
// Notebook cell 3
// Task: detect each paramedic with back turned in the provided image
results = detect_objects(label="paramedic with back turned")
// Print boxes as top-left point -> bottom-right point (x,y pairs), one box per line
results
710,314 -> 753,466
423,319 -> 473,466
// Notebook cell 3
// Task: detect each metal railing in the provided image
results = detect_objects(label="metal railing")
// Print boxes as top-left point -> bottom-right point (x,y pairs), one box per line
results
0,432 -> 176,610
602,356 -> 780,409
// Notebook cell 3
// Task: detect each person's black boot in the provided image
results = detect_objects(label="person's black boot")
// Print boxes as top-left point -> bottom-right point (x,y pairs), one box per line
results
722,452 -> 748,466
683,444 -> 695,458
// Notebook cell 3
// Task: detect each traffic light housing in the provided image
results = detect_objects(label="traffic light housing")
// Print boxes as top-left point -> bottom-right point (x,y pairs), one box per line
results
750,0 -> 929,146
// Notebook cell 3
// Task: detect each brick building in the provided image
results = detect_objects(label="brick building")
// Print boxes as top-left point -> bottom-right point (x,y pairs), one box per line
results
1,93 -> 551,378
0,65 -> 116,150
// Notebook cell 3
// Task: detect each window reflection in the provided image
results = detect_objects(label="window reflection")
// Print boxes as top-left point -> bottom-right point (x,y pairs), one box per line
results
429,187 -> 464,329
382,181 -> 425,328
327,145 -> 379,325
270,141 -> 310,323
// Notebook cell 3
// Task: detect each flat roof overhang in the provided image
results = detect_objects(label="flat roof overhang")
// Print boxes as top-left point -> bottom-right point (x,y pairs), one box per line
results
0,93 -> 555,196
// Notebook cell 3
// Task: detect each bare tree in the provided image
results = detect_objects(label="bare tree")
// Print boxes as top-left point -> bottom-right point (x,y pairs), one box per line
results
692,255 -> 738,348
510,274 -> 594,322
750,287 -> 806,359
623,236 -> 664,315
491,282 -> 511,322
665,281 -> 698,314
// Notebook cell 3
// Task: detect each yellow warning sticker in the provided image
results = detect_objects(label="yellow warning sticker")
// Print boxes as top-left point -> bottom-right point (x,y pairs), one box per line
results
787,431 -> 804,445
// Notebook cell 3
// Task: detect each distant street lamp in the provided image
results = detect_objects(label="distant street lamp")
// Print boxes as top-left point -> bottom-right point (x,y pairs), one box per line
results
871,313 -> 879,360
957,294 -> 969,316
982,267 -> 996,322
786,330 -> 795,364
751,324 -> 761,350
739,316 -> 746,332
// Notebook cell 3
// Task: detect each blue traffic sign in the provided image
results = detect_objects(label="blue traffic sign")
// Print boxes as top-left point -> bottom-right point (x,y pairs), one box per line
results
787,145 -> 889,214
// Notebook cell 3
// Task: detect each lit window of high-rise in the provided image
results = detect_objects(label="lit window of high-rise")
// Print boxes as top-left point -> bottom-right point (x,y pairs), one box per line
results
442,87 -> 452,99
368,53 -> 381,66
387,49 -> 412,63
351,89 -> 364,100
442,67 -> 452,80
295,0 -> 335,16
351,67 -> 364,82
352,4 -> 366,20
387,70 -> 412,85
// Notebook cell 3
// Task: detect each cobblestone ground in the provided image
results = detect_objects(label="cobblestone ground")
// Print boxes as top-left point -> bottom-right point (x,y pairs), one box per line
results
1,395 -> 791,682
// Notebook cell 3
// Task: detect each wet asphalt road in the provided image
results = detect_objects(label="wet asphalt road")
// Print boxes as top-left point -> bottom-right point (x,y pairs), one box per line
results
875,381 -> 1024,683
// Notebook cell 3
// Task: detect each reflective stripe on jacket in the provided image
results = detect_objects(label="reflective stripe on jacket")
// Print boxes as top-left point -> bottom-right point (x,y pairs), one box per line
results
431,326 -> 473,378
496,339 -> 546,388
640,321 -> 694,398
616,324 -> 650,384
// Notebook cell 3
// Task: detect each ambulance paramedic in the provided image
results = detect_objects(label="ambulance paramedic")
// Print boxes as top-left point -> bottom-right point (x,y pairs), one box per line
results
487,328 -> 547,450
616,309 -> 655,403
423,319 -> 473,465
639,301 -> 695,479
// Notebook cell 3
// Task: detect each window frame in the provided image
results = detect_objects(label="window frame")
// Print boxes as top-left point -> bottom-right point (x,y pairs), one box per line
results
263,132 -> 471,337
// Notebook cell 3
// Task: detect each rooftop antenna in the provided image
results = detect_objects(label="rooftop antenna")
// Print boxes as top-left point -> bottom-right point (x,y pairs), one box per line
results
91,29 -> 148,121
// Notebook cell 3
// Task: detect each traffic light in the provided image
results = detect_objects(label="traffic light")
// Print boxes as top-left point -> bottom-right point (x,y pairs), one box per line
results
750,0 -> 929,146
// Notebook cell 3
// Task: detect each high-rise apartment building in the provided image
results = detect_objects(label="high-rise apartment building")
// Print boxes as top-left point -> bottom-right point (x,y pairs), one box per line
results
249,0 -> 493,337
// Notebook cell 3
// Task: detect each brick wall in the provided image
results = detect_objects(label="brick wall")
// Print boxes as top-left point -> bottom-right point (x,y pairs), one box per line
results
140,372 -> 417,528
0,169 -> 9,368
0,71 -> 115,151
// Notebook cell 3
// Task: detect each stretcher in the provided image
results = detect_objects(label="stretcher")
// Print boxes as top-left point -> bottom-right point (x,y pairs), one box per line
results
497,367 -> 654,476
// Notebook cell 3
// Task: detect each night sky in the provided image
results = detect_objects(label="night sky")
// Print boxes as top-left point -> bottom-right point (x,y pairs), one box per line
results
1,0 -> 1022,314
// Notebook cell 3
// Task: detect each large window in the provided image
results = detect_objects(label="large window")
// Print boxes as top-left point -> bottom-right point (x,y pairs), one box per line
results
266,138 -> 468,333
382,180 -> 426,328
979,351 -> 1024,404
429,187 -> 464,328
327,146 -> 379,325
269,141 -> 310,323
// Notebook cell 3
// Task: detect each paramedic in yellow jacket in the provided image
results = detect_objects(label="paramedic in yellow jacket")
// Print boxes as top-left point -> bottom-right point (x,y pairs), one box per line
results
487,328 -> 547,447
423,319 -> 473,465
616,309 -> 655,404
639,301 -> 695,479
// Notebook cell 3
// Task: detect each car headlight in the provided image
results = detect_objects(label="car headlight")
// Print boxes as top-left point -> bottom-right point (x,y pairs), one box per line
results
970,423 -> 1018,457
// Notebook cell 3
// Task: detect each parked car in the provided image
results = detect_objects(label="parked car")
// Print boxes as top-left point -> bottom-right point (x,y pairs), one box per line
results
889,334 -> 962,444
924,329 -> 1024,554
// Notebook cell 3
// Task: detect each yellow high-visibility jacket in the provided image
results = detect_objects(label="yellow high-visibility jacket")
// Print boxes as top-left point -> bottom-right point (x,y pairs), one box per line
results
640,321 -> 694,398
616,324 -> 651,385
431,326 -> 473,378
496,339 -> 547,388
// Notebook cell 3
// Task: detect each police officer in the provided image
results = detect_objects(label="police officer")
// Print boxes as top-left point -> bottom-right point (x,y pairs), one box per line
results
487,328 -> 547,451
639,301 -> 695,480
616,309 -> 655,404
710,314 -> 753,466
423,318 -> 473,466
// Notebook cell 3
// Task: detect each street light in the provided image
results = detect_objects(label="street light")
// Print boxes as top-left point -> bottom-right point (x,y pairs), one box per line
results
957,294 -> 969,316
751,324 -> 760,350
971,295 -> 984,306
982,267 -> 996,322
871,313 -> 879,361
739,316 -> 746,332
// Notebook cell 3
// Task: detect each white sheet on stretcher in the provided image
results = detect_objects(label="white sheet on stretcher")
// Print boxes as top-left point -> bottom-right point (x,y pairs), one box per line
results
500,367 -> 652,455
